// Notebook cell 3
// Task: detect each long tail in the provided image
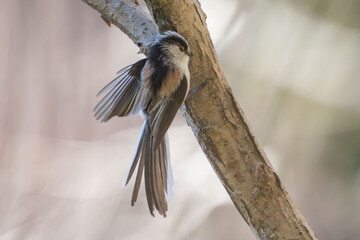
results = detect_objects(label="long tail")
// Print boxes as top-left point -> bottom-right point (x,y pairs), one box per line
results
121,120 -> 174,217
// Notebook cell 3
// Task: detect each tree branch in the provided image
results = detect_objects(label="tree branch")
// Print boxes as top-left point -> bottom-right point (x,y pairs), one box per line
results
82,0 -> 158,54
81,0 -> 318,239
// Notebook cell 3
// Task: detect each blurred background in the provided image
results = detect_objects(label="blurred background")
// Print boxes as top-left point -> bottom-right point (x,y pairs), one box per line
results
0,0 -> 359,239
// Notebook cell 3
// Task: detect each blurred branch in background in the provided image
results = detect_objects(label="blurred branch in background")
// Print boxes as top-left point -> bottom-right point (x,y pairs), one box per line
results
81,0 -> 318,239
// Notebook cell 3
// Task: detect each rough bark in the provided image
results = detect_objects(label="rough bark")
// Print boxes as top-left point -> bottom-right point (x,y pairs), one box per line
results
80,0 -> 318,239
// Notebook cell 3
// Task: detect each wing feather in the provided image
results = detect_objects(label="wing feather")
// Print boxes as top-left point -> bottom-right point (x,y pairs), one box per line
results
93,59 -> 147,122
150,76 -> 189,149
96,65 -> 132,97
94,75 -> 132,121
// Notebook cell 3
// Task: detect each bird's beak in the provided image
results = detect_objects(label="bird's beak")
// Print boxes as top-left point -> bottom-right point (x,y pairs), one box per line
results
188,51 -> 194,57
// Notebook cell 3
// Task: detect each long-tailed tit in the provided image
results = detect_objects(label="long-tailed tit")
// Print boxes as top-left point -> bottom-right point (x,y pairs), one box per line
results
94,31 -> 193,217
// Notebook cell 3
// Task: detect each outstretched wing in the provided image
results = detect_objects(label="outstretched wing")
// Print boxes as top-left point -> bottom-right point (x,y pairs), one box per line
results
93,59 -> 147,122
150,76 -> 189,149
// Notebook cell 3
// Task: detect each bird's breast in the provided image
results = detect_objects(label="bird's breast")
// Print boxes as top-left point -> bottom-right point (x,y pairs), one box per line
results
141,60 -> 185,99
158,66 -> 183,98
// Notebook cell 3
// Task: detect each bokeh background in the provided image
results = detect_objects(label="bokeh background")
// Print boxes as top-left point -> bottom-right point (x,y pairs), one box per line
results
1,0 -> 359,239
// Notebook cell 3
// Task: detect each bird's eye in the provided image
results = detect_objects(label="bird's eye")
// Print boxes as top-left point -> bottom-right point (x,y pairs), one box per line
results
179,46 -> 185,52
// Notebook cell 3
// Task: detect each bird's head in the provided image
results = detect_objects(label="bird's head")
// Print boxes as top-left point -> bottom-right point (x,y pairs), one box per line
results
149,31 -> 193,67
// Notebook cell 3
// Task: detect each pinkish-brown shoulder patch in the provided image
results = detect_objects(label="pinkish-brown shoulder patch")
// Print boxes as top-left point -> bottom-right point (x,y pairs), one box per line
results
158,67 -> 183,98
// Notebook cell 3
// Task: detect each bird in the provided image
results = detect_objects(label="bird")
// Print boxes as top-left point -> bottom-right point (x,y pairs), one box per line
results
93,31 -> 193,217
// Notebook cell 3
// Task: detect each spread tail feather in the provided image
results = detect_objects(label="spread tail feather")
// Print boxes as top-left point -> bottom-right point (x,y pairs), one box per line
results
122,120 -> 173,217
